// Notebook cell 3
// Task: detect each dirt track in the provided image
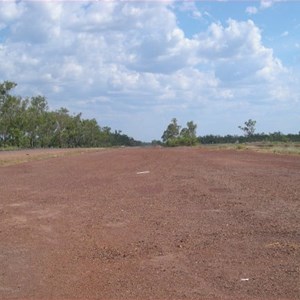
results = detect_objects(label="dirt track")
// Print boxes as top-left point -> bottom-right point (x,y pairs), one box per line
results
0,147 -> 299,299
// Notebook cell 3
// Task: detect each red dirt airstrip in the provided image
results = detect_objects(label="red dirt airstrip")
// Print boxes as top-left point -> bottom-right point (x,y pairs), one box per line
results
0,147 -> 299,299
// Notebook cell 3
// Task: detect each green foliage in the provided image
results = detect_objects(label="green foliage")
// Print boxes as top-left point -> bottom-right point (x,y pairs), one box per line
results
0,81 -> 141,148
200,132 -> 300,144
238,119 -> 256,136
162,119 -> 199,147
151,140 -> 163,146
161,118 -> 181,142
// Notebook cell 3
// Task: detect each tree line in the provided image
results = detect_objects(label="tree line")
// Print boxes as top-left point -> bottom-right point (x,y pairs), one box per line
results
0,81 -> 142,148
200,119 -> 300,144
158,118 -> 300,146
2,81 -> 299,149
200,132 -> 300,144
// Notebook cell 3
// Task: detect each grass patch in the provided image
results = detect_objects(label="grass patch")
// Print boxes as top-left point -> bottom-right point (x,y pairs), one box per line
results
0,146 -> 19,151
0,148 -> 104,167
202,142 -> 300,155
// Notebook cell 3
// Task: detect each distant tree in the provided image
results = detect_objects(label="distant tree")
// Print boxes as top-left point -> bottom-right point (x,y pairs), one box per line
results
0,81 -> 17,99
161,118 -> 181,143
162,118 -> 199,146
0,81 -> 149,149
180,121 -> 197,138
151,140 -> 163,146
25,95 -> 49,147
179,121 -> 198,146
80,118 -> 101,147
0,81 -> 26,147
238,119 -> 256,137
99,126 -> 113,146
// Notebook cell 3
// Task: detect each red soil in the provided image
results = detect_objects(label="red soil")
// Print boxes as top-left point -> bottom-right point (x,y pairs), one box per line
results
0,147 -> 299,299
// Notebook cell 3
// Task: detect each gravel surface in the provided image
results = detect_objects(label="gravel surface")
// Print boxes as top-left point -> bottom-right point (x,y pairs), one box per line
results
0,147 -> 299,299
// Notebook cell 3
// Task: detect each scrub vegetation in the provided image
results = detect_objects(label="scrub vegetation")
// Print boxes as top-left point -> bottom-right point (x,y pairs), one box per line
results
0,81 -> 142,149
1,81 -> 299,151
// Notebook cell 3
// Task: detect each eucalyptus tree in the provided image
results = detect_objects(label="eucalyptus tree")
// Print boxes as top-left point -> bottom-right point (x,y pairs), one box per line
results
162,118 -> 198,146
25,96 -> 49,147
161,118 -> 181,143
238,119 -> 256,137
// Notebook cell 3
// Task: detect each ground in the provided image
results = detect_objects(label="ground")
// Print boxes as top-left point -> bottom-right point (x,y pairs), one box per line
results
0,147 -> 299,299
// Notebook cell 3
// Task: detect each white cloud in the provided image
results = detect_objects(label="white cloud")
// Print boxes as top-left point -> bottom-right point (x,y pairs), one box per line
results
193,19 -> 287,86
0,1 -> 298,140
260,0 -> 273,9
281,31 -> 289,37
246,6 -> 258,15
0,1 -> 25,22
192,10 -> 202,19
178,1 -> 202,19
247,0 -> 282,15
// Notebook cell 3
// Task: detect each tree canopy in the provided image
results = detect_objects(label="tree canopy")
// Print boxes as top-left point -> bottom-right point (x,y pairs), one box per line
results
0,81 -> 141,148
2,82 -> 298,149
162,118 -> 198,146
238,119 -> 256,136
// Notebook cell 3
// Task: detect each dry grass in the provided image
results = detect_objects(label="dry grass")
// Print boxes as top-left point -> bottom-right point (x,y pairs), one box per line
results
0,148 -> 104,167
1,143 -> 299,168
203,142 -> 300,155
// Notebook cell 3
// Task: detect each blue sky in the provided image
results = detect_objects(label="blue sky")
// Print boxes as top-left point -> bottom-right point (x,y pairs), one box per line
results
0,0 -> 299,141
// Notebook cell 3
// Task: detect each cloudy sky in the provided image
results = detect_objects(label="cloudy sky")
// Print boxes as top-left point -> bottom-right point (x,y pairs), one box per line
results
0,0 -> 299,141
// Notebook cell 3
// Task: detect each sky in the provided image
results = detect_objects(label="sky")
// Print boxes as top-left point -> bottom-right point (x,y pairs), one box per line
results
0,0 -> 299,141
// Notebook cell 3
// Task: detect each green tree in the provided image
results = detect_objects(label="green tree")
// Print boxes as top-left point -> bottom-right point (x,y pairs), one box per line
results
1,96 -> 27,147
179,121 -> 198,146
80,118 -> 101,147
51,108 -> 74,148
25,96 -> 49,147
0,81 -> 141,149
238,119 -> 256,137
38,111 -> 57,148
161,118 -> 199,146
161,118 -> 181,143
151,140 -> 163,146
99,126 -> 113,146
0,81 -> 29,147
180,121 -> 197,138
0,81 -> 17,101
0,81 -> 18,146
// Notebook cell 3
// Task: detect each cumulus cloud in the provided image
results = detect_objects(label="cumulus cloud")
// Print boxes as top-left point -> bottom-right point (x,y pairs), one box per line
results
178,1 -> 202,19
0,1 -> 25,22
0,0 -> 298,139
246,0 -> 281,15
260,0 -> 273,9
246,6 -> 258,15
193,19 -> 287,84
